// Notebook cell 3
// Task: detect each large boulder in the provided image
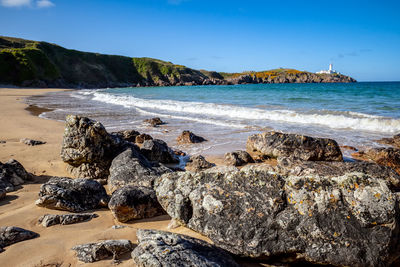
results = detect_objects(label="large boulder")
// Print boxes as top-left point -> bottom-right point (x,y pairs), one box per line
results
36,177 -> 109,212
60,115 -> 125,181
246,131 -> 343,161
140,139 -> 178,164
108,147 -> 172,192
38,213 -> 98,227
185,155 -> 214,172
108,186 -> 165,222
0,226 -> 38,252
132,229 -> 239,267
224,150 -> 254,166
72,240 -> 134,263
176,130 -> 206,144
0,159 -> 32,192
154,166 -> 400,266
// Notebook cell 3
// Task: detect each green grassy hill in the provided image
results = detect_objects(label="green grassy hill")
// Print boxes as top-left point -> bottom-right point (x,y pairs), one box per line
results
0,36 -> 356,88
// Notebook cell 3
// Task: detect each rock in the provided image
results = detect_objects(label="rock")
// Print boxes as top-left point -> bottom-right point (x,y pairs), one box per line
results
154,165 -> 400,266
38,213 -> 98,227
36,177 -> 109,212
108,147 -> 172,192
111,130 -> 140,143
377,133 -> 400,148
20,138 -> 46,146
185,155 -> 215,171
0,226 -> 38,252
140,139 -> 178,164
0,188 -> 5,200
360,147 -> 400,174
72,239 -> 134,263
109,186 -> 165,222
0,140 -> 6,144
143,117 -> 165,127
224,150 -> 254,166
0,159 -> 32,192
135,133 -> 153,144
246,131 -> 343,161
132,229 -> 240,267
176,130 -> 206,144
60,115 -> 125,180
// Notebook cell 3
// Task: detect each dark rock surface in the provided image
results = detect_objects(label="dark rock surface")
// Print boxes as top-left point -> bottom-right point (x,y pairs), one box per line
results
108,147 -> 172,192
132,229 -> 240,267
246,131 -> 343,161
109,186 -> 165,222
38,213 -> 98,227
111,130 -> 140,143
224,150 -> 254,166
143,117 -> 165,127
185,155 -> 215,172
0,140 -> 6,144
135,133 -> 153,144
72,239 -> 134,263
0,188 -> 5,200
140,139 -> 178,164
0,226 -> 38,252
0,159 -> 32,192
60,115 -> 126,180
20,138 -> 46,146
359,147 -> 400,174
176,130 -> 206,144
377,133 -> 400,148
155,165 -> 400,266
36,177 -> 109,212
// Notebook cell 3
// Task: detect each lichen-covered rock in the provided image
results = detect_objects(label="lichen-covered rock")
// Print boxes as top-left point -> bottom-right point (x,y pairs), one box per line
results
132,229 -> 240,267
36,177 -> 109,212
185,155 -> 214,171
0,226 -> 38,252
360,147 -> 400,174
60,115 -> 125,180
176,130 -> 206,144
0,159 -> 32,192
108,186 -> 165,222
246,131 -> 343,161
154,166 -> 400,266
140,139 -> 178,164
224,150 -> 254,166
38,213 -> 98,227
108,147 -> 172,192
72,239 -> 134,263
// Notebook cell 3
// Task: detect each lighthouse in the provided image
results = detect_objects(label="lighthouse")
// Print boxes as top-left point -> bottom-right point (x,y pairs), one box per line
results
316,63 -> 340,74
329,63 -> 333,72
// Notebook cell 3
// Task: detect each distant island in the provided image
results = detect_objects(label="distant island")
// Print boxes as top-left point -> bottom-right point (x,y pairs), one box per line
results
0,36 -> 356,88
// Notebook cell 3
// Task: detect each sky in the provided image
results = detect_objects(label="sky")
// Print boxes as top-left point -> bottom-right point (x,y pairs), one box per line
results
0,0 -> 399,81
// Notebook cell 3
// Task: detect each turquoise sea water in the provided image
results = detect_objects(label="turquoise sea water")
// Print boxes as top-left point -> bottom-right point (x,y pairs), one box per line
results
29,82 -> 400,156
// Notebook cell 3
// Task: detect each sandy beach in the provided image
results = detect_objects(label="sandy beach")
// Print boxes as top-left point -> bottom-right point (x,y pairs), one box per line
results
0,88 -> 213,267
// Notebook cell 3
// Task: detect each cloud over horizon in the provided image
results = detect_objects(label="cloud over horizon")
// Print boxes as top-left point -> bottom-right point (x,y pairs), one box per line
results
0,0 -> 54,8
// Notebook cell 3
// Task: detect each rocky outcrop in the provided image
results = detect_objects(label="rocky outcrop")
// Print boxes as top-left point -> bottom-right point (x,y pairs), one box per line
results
108,186 -> 165,222
0,159 -> 32,192
224,150 -> 254,166
143,117 -> 165,127
154,166 -> 400,266
111,130 -> 140,143
20,138 -> 46,146
60,115 -> 126,181
36,177 -> 108,212
0,226 -> 38,252
72,240 -> 134,263
108,147 -> 171,192
38,213 -> 98,227
356,147 -> 400,175
140,139 -> 178,164
377,133 -> 400,148
247,131 -> 343,161
132,229 -> 239,267
185,155 -> 214,172
135,133 -> 153,144
176,131 -> 206,144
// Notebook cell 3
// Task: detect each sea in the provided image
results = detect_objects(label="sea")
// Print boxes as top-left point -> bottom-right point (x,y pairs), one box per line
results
27,82 -> 400,158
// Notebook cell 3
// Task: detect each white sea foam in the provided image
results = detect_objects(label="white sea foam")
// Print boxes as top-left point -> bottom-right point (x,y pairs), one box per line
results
84,91 -> 400,133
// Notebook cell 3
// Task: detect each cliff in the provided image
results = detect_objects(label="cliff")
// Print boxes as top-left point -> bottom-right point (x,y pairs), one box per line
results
0,36 -> 356,88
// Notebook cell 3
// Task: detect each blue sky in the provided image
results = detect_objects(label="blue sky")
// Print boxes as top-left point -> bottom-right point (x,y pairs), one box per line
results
1,0 -> 399,81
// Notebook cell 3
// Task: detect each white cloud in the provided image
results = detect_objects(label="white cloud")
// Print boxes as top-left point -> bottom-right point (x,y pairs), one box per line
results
1,0 -> 31,7
36,0 -> 54,8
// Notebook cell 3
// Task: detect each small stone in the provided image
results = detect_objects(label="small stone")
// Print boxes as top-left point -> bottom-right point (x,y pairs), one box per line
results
20,138 -> 46,146
185,155 -> 214,171
177,130 -> 206,144
135,133 -> 153,144
224,150 -> 254,166
0,226 -> 38,252
143,117 -> 165,127
72,240 -> 134,263
38,213 -> 98,227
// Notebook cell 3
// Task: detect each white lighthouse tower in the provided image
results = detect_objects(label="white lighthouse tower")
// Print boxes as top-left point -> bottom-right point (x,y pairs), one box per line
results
329,63 -> 333,72
316,63 -> 339,74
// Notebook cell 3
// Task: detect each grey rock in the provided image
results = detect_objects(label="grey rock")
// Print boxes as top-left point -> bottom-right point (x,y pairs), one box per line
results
111,225 -> 129,229
72,239 -> 134,263
20,138 -> 46,146
135,133 -> 153,144
224,150 -> 254,166
0,226 -> 38,252
111,129 -> 140,143
246,131 -> 343,161
0,188 -> 5,200
0,159 -> 32,192
108,186 -> 165,222
108,147 -> 172,192
177,130 -> 206,144
36,177 -> 109,212
154,165 -> 400,266
132,229 -> 240,267
185,155 -> 215,171
140,139 -> 178,164
38,213 -> 98,227
143,117 -> 165,127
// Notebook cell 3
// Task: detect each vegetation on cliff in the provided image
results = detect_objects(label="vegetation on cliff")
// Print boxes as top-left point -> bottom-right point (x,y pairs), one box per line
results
0,36 -> 356,88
